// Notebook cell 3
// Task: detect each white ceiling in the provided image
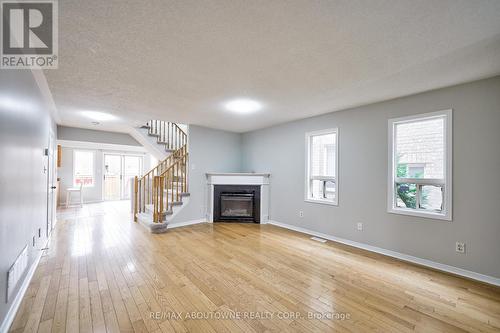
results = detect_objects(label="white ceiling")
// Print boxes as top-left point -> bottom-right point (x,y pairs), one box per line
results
46,0 -> 500,133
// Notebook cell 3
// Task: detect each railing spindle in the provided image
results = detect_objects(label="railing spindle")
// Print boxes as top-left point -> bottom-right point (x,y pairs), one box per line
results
133,120 -> 188,223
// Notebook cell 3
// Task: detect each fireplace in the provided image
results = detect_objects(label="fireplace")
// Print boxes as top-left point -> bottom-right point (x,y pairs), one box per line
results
214,185 -> 261,223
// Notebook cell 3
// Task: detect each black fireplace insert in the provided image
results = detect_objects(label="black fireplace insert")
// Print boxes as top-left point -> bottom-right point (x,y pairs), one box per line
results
214,185 -> 260,223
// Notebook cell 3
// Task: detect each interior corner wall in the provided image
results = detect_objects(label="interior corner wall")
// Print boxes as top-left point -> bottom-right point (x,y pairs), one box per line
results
0,70 -> 56,330
169,125 -> 242,223
240,76 -> 500,279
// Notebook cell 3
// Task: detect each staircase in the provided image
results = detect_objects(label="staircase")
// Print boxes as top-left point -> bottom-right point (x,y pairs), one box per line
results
133,120 -> 190,233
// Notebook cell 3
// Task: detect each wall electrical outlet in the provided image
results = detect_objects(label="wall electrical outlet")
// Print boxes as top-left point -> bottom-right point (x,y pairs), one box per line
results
357,222 -> 363,231
299,211 -> 304,218
456,242 -> 466,254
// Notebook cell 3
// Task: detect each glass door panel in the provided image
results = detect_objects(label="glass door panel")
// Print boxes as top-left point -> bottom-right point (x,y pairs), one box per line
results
104,154 -> 121,200
122,155 -> 142,199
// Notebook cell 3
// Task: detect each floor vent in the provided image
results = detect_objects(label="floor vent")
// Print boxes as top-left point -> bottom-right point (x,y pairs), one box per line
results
311,236 -> 327,243
7,245 -> 28,301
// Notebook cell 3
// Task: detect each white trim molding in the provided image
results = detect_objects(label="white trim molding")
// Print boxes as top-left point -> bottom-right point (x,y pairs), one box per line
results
267,220 -> 500,287
387,110 -> 452,221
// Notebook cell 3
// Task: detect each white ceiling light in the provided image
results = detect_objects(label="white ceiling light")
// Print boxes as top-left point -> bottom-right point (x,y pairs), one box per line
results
80,110 -> 118,121
224,99 -> 262,114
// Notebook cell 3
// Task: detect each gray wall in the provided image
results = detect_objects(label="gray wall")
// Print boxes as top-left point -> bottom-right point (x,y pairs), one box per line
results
58,125 -> 140,146
0,70 -> 56,327
241,76 -> 500,279
170,125 -> 242,223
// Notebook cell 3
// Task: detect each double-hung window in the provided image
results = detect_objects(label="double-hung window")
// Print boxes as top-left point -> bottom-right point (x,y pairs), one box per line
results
388,110 -> 452,220
305,128 -> 338,205
73,150 -> 95,187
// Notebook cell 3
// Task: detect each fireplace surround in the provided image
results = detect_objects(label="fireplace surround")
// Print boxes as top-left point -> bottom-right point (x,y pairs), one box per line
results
206,173 -> 270,224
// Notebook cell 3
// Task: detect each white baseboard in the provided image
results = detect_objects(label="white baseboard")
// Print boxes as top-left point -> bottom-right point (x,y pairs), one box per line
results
0,239 -> 49,333
268,220 -> 500,287
168,219 -> 206,229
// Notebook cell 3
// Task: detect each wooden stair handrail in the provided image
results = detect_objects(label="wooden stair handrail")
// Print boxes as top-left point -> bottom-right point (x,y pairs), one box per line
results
133,126 -> 188,224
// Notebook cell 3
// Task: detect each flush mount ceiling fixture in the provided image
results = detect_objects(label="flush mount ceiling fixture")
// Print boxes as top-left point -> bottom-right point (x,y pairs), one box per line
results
79,110 -> 118,121
224,99 -> 263,114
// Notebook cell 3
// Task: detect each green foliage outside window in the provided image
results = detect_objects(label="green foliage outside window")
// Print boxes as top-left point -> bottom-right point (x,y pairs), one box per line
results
395,161 -> 427,209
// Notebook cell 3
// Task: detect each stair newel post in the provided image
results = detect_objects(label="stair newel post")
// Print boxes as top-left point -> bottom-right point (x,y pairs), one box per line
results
134,176 -> 138,222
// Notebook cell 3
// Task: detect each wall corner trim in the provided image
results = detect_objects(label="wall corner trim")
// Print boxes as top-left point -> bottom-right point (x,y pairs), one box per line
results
267,220 -> 500,287
0,238 -> 49,333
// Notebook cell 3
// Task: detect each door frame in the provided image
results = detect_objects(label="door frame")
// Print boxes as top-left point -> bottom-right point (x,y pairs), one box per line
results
46,129 -> 57,237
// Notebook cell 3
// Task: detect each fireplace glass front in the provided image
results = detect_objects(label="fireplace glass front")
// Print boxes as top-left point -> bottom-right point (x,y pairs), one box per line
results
221,194 -> 254,218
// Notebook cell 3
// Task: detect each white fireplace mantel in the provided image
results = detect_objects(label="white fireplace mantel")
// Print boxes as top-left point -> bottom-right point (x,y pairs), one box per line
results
206,173 -> 270,223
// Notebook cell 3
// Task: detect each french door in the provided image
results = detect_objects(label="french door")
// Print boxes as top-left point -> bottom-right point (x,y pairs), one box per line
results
104,154 -> 143,200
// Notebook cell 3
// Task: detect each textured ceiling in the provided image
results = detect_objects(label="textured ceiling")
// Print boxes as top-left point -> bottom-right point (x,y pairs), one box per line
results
46,0 -> 500,133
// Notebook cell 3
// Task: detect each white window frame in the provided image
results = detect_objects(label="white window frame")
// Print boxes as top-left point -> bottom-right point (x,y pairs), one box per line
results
387,110 -> 452,220
305,128 -> 339,206
73,150 -> 95,188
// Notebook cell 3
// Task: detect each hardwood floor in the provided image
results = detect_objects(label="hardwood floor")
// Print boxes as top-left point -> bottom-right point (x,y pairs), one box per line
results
9,201 -> 500,333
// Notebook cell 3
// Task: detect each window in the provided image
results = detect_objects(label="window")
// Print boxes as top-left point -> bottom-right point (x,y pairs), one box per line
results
305,128 -> 338,205
73,150 -> 95,187
388,110 -> 452,220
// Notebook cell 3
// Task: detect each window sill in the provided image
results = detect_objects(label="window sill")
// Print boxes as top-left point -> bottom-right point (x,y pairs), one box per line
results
305,198 -> 338,206
388,207 -> 451,221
